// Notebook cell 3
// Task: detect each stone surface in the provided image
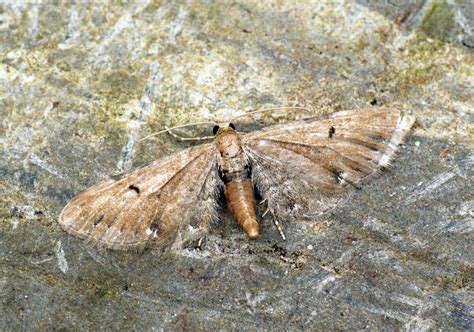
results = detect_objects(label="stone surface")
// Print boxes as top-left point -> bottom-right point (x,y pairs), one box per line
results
1,1 -> 472,330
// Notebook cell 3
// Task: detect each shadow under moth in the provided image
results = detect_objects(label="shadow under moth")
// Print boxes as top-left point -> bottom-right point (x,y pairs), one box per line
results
59,108 -> 415,251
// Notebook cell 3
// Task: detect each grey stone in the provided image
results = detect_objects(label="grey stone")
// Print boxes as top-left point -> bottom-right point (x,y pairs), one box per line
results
1,1 -> 472,330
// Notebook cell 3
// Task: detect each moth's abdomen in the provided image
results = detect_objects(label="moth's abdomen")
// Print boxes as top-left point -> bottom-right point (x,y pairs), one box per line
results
216,126 -> 259,239
224,178 -> 259,239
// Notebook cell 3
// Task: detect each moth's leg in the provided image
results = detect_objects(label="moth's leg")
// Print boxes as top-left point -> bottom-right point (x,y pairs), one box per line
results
272,215 -> 286,241
188,236 -> 205,251
261,201 -> 286,241
165,126 -> 214,142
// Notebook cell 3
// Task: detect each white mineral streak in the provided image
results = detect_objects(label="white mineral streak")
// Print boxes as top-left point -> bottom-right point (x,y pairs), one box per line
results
55,241 -> 69,274
116,62 -> 161,172
29,153 -> 70,182
404,168 -> 460,205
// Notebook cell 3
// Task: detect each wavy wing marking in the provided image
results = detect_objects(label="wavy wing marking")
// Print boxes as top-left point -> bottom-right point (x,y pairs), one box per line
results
59,143 -> 221,250
243,108 -> 415,219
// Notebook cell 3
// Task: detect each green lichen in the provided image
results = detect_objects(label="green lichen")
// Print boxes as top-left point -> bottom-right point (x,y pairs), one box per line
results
94,69 -> 144,106
395,35 -> 446,87
369,0 -> 470,103
420,1 -> 455,42
0,180 -> 23,219
143,0 -> 165,13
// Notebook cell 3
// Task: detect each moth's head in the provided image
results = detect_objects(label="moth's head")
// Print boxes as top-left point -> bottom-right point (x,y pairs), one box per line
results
213,123 -> 236,136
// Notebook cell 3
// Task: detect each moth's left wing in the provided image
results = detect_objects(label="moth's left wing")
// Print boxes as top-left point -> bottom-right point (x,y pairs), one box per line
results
59,143 -> 221,251
242,108 -> 415,219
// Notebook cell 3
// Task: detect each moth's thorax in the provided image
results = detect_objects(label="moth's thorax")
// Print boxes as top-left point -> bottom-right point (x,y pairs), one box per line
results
215,127 -> 247,174
215,127 -> 241,158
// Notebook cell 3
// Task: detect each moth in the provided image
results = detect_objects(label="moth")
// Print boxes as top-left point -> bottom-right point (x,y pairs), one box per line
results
59,108 -> 415,251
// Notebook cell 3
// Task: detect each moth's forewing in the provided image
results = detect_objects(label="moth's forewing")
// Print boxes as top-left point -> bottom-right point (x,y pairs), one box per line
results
243,108 -> 415,219
59,144 -> 219,250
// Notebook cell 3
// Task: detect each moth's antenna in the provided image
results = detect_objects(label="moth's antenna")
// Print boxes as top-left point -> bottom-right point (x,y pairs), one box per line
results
140,106 -> 313,141
164,126 -> 214,141
230,106 -> 313,122
139,121 -> 217,142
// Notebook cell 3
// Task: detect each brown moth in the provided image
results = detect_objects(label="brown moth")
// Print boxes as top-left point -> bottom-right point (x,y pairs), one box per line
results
59,108 -> 415,250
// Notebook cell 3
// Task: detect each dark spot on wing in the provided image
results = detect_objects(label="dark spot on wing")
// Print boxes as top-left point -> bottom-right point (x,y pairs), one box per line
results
369,133 -> 388,143
347,160 -> 370,175
328,126 -> 336,138
346,138 -> 380,151
334,170 -> 362,190
365,143 -> 379,151
353,166 -> 364,173
105,217 -> 115,228
94,214 -> 104,226
128,184 -> 140,194
334,170 -> 344,184
149,220 -> 160,233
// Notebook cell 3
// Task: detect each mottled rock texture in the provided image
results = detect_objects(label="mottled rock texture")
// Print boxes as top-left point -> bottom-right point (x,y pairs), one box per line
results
1,1 -> 472,330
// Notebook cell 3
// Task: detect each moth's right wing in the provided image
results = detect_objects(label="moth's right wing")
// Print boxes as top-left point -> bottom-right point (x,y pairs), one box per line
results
59,143 -> 222,251
242,108 -> 415,220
